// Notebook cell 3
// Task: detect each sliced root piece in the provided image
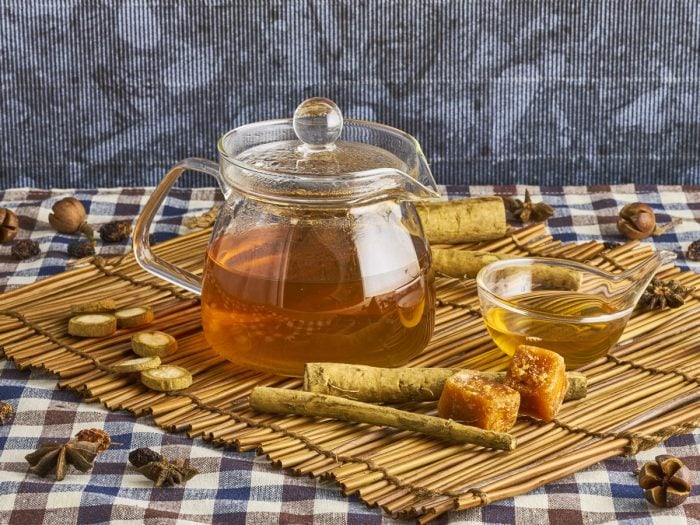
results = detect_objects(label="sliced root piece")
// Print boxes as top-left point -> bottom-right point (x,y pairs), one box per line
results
68,314 -> 117,337
114,306 -> 154,328
141,366 -> 193,392
111,356 -> 161,373
131,331 -> 178,357
70,299 -> 117,315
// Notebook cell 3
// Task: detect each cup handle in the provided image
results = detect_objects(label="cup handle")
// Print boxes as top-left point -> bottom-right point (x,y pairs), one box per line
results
133,157 -> 221,295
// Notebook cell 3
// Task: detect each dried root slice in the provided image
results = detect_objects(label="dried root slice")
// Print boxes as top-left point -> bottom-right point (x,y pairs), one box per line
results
114,306 -> 154,328
68,314 -> 117,337
131,331 -> 178,357
70,299 -> 117,315
141,366 -> 192,392
111,356 -> 161,373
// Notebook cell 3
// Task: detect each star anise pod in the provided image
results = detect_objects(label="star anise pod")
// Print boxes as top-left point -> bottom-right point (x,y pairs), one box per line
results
640,278 -> 694,310
74,428 -> 114,452
137,457 -> 199,487
503,190 -> 554,223
638,455 -> 692,507
0,401 -> 15,424
25,440 -> 100,481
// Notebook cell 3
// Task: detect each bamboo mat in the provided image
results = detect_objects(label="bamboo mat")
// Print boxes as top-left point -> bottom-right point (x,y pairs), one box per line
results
1,223 -> 699,523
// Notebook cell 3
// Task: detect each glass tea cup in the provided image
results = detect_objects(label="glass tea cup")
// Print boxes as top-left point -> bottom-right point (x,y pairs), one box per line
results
475,251 -> 676,369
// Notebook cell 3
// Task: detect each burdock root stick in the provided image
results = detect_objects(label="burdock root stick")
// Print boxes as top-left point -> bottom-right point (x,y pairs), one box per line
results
249,387 -> 515,450
416,197 -> 507,244
432,249 -> 582,290
432,249 -> 509,279
304,363 -> 587,404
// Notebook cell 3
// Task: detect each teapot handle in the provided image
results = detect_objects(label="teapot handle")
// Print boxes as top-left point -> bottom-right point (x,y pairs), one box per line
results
133,158 -> 221,295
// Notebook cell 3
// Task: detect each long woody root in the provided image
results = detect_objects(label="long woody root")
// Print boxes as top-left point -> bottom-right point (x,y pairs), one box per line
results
248,387 -> 516,451
303,363 -> 587,404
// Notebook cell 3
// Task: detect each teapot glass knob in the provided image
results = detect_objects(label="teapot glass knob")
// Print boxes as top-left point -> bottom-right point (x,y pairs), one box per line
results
293,97 -> 343,150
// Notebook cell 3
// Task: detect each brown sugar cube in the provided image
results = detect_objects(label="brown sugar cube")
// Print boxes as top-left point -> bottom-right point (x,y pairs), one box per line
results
504,345 -> 569,422
437,371 -> 520,432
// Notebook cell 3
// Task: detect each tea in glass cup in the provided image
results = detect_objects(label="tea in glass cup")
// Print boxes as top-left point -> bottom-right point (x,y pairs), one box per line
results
475,252 -> 676,369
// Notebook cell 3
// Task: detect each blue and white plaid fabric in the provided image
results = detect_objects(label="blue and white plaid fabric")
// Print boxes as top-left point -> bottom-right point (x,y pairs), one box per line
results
1,185 -> 699,524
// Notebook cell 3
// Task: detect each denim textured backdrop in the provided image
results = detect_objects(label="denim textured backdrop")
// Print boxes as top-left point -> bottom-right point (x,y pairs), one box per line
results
2,1 -> 699,188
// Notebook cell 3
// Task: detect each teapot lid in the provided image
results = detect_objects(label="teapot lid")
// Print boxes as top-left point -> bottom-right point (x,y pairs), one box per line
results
217,97 -> 439,205
234,97 -> 408,175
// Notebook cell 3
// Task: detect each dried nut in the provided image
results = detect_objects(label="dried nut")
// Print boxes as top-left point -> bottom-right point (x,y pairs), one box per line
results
49,197 -> 96,241
49,197 -> 85,233
0,208 -> 20,243
639,454 -> 692,507
617,203 -> 656,240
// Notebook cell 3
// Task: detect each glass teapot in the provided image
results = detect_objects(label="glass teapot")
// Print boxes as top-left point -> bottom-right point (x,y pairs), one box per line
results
133,97 -> 440,377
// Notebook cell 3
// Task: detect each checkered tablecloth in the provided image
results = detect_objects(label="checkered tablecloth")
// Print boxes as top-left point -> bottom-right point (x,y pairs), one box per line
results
1,185 -> 699,524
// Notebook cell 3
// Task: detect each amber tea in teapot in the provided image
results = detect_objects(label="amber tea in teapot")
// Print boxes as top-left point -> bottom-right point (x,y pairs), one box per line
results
201,221 -> 434,376
134,97 -> 441,377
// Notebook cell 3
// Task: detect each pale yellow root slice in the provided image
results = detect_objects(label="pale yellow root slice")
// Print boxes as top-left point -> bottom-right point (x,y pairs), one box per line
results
114,306 -> 155,328
111,356 -> 161,373
131,331 -> 178,357
68,314 -> 117,337
141,365 -> 193,392
70,299 -> 117,315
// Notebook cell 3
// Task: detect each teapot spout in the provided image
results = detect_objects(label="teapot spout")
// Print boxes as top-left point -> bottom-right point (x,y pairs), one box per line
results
381,155 -> 441,202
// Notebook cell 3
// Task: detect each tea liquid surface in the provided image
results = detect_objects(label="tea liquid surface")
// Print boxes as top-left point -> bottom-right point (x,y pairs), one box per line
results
483,290 -> 630,369
201,223 -> 434,376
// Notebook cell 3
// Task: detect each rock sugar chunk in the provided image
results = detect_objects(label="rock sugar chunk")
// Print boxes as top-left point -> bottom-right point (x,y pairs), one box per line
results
504,344 -> 569,422
437,372 -> 520,432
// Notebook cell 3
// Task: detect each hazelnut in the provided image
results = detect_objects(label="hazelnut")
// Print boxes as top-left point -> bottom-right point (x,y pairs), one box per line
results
617,202 -> 656,240
0,208 -> 20,243
638,454 -> 692,508
49,197 -> 94,241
